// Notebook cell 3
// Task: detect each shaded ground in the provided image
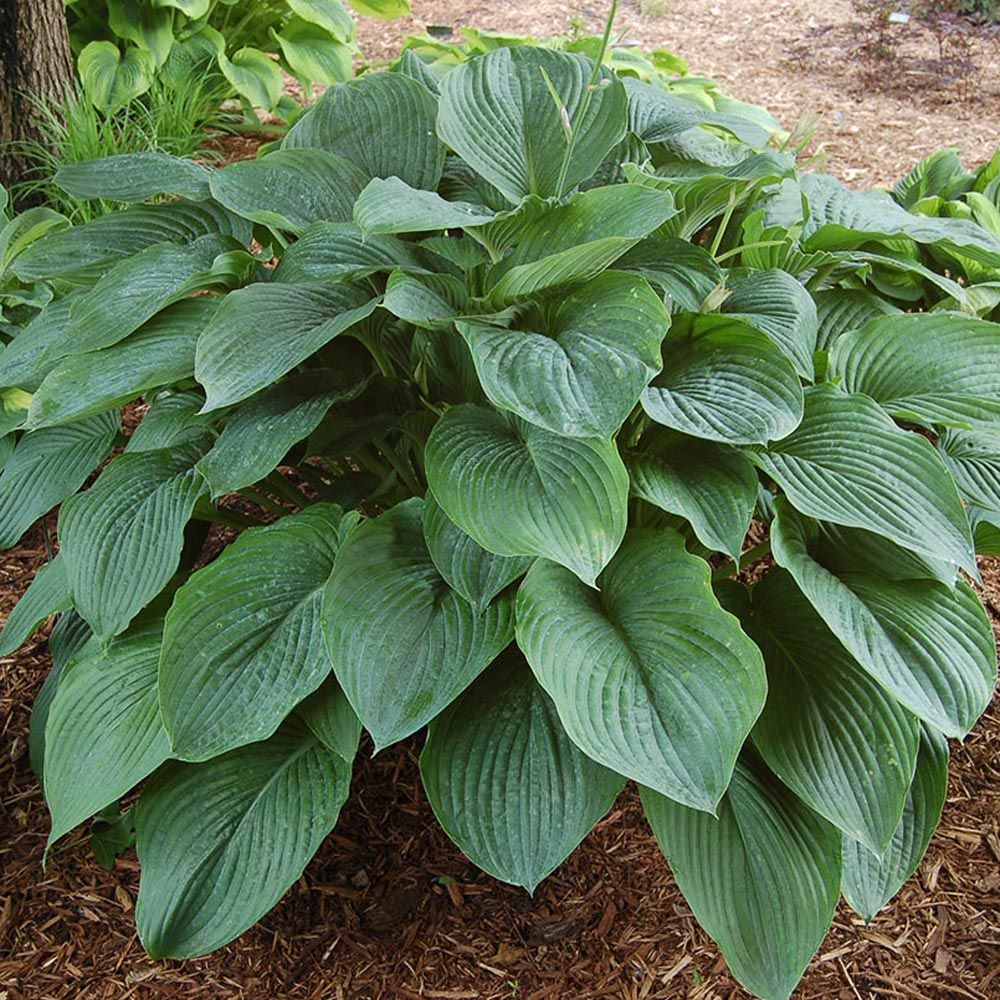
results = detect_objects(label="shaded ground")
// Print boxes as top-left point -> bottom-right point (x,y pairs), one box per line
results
3,2 -> 1000,998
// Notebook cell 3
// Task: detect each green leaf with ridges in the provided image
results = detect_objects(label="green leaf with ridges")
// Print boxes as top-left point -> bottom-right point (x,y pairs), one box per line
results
421,652 -> 625,892
425,405 -> 628,586
748,570 -> 919,854
841,726 -> 949,922
937,428 -> 1000,509
353,177 -> 495,235
294,673 -> 361,764
515,529 -> 767,810
55,153 -> 212,203
44,623 -> 169,847
641,755 -> 841,1000
437,47 -> 627,203
322,498 -> 515,749
0,411 -> 119,549
460,272 -> 668,438
59,440 -> 211,640
771,501 -> 996,737
195,282 -> 377,412
0,555 -> 71,657
135,720 -> 351,958
160,504 -> 343,761
755,385 -> 976,575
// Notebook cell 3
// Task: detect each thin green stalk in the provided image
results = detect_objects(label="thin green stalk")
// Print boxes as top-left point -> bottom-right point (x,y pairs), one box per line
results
265,470 -> 310,507
708,189 -> 739,258
554,0 -> 618,198
239,487 -> 289,517
714,239 -> 788,263
375,438 -> 423,496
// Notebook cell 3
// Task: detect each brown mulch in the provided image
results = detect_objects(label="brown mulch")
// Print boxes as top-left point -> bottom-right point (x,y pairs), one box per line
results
3,3 -> 1000,997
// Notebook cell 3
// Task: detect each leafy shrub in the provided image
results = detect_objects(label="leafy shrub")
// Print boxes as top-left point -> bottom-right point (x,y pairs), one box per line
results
2,29 -> 1000,1000
64,0 -> 409,113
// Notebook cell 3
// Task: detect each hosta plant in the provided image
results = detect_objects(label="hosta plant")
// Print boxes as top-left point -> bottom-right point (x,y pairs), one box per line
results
64,0 -> 409,113
3,27 -> 1000,1000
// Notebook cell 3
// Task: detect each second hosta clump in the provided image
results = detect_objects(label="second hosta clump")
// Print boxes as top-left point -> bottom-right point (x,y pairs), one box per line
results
3,30 -> 1000,1000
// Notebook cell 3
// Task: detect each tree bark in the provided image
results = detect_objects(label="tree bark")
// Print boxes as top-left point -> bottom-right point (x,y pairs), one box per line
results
0,0 -> 75,191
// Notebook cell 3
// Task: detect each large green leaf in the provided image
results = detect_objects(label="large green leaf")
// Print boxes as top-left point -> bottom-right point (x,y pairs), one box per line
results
322,498 -> 515,749
135,720 -> 351,958
937,428 -> 1000,509
108,0 -> 174,66
209,150 -> 369,234
125,390 -> 212,453
353,177 -> 495,235
641,755 -> 841,1000
383,270 -> 468,328
0,411 -> 119,549
285,72 -> 444,190
65,234 -> 235,355
59,440 -> 210,640
841,726 -> 949,922
422,492 -> 531,613
617,235 -> 722,312
44,623 -> 169,847
719,269 -> 818,378
0,555 -> 71,657
437,47 -> 627,203
771,501 -> 996,737
641,318 -> 803,445
813,287 -> 899,353
26,299 -> 220,430
748,570 -> 919,853
78,42 -> 155,111
421,653 -> 625,891
218,47 -> 284,110
425,405 -> 628,586
55,153 -> 212,204
755,385 -> 976,574
830,312 -> 1000,431
483,186 -> 675,305
294,673 -> 361,764
195,282 -> 377,411
160,504 -> 343,761
274,20 -> 352,87
196,371 -> 367,496
460,272 -> 667,437
516,529 -> 767,810
287,0 -> 355,41
13,200 -> 251,284
627,434 -> 757,560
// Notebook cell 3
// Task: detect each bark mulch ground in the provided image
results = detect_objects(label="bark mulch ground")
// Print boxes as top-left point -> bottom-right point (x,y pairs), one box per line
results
3,2 -> 1000,997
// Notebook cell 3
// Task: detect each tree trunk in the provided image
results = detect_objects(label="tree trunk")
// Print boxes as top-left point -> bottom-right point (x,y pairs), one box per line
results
0,0 -> 75,192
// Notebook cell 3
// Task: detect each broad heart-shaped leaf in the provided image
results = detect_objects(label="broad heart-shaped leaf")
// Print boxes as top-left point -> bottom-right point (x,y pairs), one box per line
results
424,405 -> 628,586
748,570 -> 919,854
421,652 -> 625,892
437,47 -> 627,204
294,673 -> 361,764
55,153 -> 212,204
135,720 -> 351,959
59,440 -> 211,640
937,428 -> 1000,509
0,411 -> 119,550
483,185 -> 676,306
627,434 -> 757,561
0,555 -> 71,657
274,220 -> 427,283
197,372 -> 367,497
459,272 -> 668,438
13,200 -> 252,285
274,20 -> 353,88
65,234 -> 237,356
195,282 -> 377,412
617,235 -> 722,313
26,299 -> 220,430
126,390 -> 213,454
353,177 -> 496,235
78,41 -> 155,111
108,0 -> 173,66
641,755 -> 841,1000
720,269 -> 818,378
515,529 -> 767,810
287,0 -> 355,41
322,498 -> 515,750
755,385 -> 976,575
160,504 -> 344,761
44,622 -> 169,847
842,726 -> 949,922
383,270 -> 468,328
284,72 -> 444,190
209,149 -> 369,235
422,492 -> 532,612
771,501 -> 996,737
0,298 -> 75,392
813,287 -> 900,353
641,317 -> 803,445
218,46 -> 284,110
829,312 -> 1000,431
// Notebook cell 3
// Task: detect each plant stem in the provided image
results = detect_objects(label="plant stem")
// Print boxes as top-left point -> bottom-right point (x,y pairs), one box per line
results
714,239 -> 788,263
554,0 -> 618,198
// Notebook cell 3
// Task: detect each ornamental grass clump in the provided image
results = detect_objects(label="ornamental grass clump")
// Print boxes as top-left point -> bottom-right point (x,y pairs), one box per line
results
1,22 -> 1000,1000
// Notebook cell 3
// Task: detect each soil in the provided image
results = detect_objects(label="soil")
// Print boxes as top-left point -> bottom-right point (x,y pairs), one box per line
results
2,2 -> 1000,998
